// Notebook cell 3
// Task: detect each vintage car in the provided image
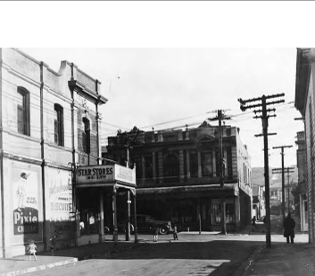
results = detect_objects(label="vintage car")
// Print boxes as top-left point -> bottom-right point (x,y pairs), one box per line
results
118,214 -> 173,235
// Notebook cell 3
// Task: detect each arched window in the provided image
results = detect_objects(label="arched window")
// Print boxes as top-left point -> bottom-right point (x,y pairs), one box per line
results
82,118 -> 90,154
54,104 -> 64,146
17,87 -> 30,136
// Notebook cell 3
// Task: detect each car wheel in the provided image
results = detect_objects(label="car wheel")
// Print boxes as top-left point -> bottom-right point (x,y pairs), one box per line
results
159,226 -> 168,235
124,224 -> 135,233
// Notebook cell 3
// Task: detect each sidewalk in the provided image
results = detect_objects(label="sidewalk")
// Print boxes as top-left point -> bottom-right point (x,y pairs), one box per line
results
0,239 -> 137,276
240,240 -> 315,276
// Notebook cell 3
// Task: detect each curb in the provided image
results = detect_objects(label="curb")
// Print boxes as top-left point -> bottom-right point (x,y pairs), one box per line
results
0,258 -> 78,276
80,244 -> 140,260
231,245 -> 264,276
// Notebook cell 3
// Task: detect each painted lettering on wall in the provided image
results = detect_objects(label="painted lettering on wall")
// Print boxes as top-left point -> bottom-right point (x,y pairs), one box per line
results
49,171 -> 73,222
77,167 -> 113,180
13,207 -> 39,235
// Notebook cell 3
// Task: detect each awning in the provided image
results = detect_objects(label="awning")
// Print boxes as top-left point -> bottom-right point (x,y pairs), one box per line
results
136,183 -> 239,197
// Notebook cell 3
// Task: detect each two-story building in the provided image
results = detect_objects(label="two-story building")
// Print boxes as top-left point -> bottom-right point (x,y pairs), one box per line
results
0,48 -> 111,258
104,122 -> 252,232
295,47 -> 315,243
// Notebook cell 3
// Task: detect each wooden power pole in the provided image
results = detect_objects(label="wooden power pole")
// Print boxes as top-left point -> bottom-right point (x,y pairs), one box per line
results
238,93 -> 285,248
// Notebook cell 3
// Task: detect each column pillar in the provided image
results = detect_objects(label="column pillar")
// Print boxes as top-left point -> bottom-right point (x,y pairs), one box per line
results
99,190 -> 104,242
152,152 -> 156,180
197,150 -> 202,178
179,150 -> 184,182
112,186 -> 118,244
235,196 -> 240,230
158,152 -> 163,183
186,150 -> 191,179
133,191 -> 138,243
212,149 -> 216,177
141,155 -> 145,179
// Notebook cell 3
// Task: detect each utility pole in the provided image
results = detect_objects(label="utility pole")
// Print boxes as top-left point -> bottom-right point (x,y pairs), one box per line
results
208,110 -> 230,235
238,93 -> 285,248
272,166 -> 294,215
286,167 -> 295,213
118,127 -> 140,242
272,145 -> 292,222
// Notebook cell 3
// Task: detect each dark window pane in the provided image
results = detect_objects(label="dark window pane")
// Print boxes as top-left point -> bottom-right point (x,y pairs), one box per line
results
190,151 -> 198,177
17,105 -> 24,134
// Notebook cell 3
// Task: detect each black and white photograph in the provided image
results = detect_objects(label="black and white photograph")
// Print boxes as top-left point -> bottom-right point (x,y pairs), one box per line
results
0,1 -> 314,276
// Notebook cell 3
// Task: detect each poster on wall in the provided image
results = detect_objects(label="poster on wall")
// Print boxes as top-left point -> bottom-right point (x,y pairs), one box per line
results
48,169 -> 74,240
12,170 -> 39,235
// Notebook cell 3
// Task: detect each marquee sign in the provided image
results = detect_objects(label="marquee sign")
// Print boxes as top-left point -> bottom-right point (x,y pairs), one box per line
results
76,164 -> 136,187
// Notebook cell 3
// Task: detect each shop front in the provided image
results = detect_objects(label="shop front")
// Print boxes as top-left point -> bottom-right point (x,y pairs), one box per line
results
75,164 -> 136,246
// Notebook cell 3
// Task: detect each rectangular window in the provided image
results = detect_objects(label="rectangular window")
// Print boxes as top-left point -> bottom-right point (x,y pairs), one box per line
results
145,155 -> 153,179
201,152 -> 212,176
225,203 -> 235,223
212,203 -> 222,224
189,151 -> 198,177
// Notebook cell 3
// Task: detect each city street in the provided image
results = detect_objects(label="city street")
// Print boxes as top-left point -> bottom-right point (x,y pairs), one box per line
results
22,232 -> 308,276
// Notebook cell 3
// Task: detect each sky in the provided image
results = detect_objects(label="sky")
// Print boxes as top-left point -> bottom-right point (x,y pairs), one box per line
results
2,1 -> 312,168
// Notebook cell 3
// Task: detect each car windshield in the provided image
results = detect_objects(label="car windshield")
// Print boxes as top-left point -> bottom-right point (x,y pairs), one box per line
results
145,216 -> 154,222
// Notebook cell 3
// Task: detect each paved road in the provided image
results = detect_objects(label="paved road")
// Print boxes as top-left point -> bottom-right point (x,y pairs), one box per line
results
23,232 -> 308,276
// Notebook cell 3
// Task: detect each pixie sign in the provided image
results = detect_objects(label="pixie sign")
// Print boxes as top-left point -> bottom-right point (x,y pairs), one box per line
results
76,165 -> 114,184
13,207 -> 39,234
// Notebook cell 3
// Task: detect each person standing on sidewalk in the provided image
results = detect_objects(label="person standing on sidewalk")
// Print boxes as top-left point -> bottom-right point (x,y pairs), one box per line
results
283,212 -> 295,244
27,240 -> 37,261
173,224 -> 178,240
153,226 -> 159,242
249,216 -> 257,235
49,234 -> 58,255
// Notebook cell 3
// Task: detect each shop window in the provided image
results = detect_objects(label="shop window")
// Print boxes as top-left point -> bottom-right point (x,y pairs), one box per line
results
82,118 -> 90,154
212,203 -> 222,224
225,203 -> 235,223
212,203 -> 235,224
54,104 -> 64,146
189,151 -> 198,177
17,87 -> 30,136
201,152 -> 212,176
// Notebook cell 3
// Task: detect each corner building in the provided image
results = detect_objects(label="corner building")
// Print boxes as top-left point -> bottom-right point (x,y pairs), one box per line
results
0,49 -> 108,258
105,122 -> 252,232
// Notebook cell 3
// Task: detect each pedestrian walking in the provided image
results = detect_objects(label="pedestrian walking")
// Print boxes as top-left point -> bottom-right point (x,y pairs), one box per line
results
49,234 -> 58,255
153,226 -> 159,242
173,224 -> 178,240
249,216 -> 257,235
283,212 -> 295,244
27,240 -> 37,261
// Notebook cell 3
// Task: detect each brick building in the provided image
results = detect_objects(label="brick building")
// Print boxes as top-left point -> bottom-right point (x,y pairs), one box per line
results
104,122 -> 252,232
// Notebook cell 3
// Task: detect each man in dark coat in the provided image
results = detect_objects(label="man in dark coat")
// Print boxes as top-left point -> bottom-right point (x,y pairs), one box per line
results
283,212 -> 295,244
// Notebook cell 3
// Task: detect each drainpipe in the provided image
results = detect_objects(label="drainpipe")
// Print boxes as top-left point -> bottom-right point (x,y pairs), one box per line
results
0,49 -> 5,258
68,64 -> 77,246
40,62 -> 47,250
95,80 -> 100,165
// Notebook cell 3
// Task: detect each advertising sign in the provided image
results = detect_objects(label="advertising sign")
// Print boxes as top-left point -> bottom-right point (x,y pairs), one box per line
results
114,164 -> 136,186
76,165 -> 114,184
76,164 -> 136,187
12,170 -> 39,235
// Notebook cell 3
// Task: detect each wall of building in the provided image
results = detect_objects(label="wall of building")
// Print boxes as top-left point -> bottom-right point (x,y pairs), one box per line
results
0,48 -> 105,258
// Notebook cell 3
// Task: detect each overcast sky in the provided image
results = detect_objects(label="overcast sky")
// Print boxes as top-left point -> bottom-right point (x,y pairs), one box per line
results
3,1 -> 312,168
